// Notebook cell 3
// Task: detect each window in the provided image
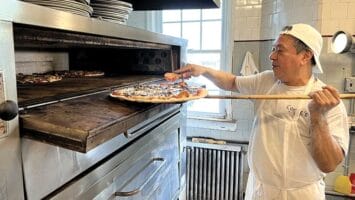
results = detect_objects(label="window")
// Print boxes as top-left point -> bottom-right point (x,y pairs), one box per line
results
162,1 -> 233,120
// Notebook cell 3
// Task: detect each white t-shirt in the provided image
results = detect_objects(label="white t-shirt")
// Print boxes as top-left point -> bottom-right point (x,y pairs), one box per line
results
235,70 -> 349,154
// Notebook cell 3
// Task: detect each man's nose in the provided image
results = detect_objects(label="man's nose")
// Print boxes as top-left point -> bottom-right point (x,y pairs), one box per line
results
269,51 -> 277,60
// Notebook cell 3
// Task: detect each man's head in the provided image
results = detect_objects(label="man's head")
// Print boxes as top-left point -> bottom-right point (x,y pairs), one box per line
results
280,24 -> 323,73
269,24 -> 323,86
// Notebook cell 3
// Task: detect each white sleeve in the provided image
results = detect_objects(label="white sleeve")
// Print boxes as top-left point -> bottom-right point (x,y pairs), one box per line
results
327,103 -> 350,154
235,70 -> 276,95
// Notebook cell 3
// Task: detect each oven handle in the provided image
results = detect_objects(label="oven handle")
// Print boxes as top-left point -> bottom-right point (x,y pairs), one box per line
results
0,100 -> 18,121
124,105 -> 179,139
123,116 -> 162,139
124,120 -> 156,138
114,157 -> 165,197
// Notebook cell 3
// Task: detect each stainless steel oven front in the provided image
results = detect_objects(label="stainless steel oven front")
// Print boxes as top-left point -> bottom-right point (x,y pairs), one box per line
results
0,1 -> 187,199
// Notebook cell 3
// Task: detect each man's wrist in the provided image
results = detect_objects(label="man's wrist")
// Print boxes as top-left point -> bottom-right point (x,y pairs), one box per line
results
310,111 -> 326,126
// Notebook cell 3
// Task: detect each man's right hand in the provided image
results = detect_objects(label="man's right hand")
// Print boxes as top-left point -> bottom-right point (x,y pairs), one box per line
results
174,63 -> 207,79
175,63 -> 237,91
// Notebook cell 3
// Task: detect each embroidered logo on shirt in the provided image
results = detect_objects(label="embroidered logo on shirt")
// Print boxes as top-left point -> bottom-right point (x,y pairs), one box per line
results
300,110 -> 309,118
287,105 -> 296,117
287,105 -> 309,118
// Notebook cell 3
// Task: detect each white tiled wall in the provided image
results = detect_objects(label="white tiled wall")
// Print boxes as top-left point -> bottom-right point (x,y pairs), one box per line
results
234,0 -> 262,40
234,0 -> 319,41
320,0 -> 355,35
234,0 -> 355,40
232,0 -> 355,193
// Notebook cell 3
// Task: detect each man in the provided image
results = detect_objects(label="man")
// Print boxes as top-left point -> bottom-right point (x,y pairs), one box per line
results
175,24 -> 349,199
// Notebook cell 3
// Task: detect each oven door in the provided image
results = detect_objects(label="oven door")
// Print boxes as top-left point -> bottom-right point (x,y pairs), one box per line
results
47,112 -> 181,200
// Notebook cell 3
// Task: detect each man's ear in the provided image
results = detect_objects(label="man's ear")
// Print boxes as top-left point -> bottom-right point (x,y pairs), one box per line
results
302,50 -> 313,65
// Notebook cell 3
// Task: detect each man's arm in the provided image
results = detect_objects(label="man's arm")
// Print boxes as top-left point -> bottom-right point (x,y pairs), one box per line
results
175,63 -> 237,91
308,86 -> 345,173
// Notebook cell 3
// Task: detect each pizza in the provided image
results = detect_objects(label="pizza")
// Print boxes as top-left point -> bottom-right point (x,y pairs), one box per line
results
82,70 -> 105,77
17,70 -> 105,84
110,81 -> 208,103
16,73 -> 62,84
47,70 -> 105,78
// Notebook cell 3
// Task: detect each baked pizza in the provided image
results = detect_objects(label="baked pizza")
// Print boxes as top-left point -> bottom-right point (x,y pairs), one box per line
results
17,70 -> 105,84
16,73 -> 62,84
47,70 -> 105,78
110,82 -> 208,103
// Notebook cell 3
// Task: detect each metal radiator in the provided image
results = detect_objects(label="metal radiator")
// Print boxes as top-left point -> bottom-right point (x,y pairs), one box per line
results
186,141 -> 244,200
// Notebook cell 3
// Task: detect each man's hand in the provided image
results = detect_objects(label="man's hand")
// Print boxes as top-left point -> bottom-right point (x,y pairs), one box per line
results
308,85 -> 340,115
164,72 -> 181,82
174,63 -> 207,79
175,63 -> 237,91
308,85 -> 344,173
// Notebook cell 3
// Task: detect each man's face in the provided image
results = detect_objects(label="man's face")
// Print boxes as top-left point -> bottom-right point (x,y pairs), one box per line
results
269,34 -> 307,85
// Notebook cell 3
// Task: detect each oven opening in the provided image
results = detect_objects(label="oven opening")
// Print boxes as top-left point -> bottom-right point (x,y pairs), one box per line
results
14,24 -> 181,108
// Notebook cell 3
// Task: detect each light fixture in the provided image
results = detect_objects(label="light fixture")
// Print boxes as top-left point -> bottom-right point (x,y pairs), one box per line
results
333,31 -> 355,94
331,31 -> 355,54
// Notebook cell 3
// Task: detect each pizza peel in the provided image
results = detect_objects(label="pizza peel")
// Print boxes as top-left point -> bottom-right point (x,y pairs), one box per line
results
204,93 -> 355,100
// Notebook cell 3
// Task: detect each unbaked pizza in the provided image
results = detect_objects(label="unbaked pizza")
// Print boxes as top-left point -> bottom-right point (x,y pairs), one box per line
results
110,73 -> 207,103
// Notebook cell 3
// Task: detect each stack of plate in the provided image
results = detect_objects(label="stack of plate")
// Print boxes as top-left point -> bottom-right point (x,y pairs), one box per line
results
90,0 -> 133,25
74,0 -> 90,4
22,0 -> 93,17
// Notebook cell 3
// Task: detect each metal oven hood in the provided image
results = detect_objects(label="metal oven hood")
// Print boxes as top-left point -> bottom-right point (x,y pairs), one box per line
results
126,0 -> 220,10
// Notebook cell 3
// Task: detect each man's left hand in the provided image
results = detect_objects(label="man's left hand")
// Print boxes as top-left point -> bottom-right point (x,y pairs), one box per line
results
308,85 -> 340,115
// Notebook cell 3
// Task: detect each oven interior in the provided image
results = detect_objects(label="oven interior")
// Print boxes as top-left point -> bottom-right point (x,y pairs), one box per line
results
15,24 -> 180,107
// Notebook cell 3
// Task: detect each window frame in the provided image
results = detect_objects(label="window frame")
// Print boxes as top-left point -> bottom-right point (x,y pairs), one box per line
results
159,0 -> 234,121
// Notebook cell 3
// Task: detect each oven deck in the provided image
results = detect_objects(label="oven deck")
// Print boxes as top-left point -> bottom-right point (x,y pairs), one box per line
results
17,75 -> 162,108
18,75 -> 181,152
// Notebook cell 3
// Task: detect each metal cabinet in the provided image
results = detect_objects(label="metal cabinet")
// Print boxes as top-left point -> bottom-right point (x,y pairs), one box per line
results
49,112 -> 181,200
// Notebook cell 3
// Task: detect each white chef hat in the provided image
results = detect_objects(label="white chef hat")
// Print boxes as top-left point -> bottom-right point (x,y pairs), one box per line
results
280,23 -> 323,74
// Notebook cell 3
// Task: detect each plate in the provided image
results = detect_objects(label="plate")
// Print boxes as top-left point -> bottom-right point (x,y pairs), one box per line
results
93,11 -> 129,19
26,3 -> 90,16
91,3 -> 132,13
44,5 -> 91,16
93,16 -> 127,24
74,0 -> 89,4
23,0 -> 93,13
91,0 -> 132,8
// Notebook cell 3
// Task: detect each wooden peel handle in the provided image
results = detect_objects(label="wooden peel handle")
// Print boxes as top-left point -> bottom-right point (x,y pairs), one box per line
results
205,94 -> 355,100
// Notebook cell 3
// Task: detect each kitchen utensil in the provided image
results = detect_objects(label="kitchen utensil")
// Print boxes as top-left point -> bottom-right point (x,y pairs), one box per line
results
334,175 -> 352,194
350,173 -> 355,194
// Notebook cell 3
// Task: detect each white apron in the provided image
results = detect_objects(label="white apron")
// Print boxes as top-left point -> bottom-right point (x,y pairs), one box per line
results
245,77 -> 326,200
